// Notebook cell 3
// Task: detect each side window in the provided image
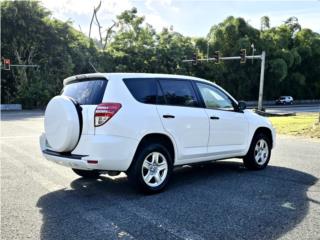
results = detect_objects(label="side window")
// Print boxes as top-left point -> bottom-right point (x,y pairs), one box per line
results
196,82 -> 234,110
123,78 -> 157,104
158,79 -> 199,107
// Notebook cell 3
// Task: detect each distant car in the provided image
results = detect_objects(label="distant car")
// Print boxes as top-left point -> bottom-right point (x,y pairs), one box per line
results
275,96 -> 293,105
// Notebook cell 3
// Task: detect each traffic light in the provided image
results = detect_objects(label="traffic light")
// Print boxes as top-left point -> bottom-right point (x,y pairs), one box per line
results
240,49 -> 246,63
213,51 -> 220,64
3,59 -> 11,70
192,53 -> 198,66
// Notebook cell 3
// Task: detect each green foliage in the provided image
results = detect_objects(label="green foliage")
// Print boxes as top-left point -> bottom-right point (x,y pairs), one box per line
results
1,1 -> 320,108
1,0 -> 97,108
269,58 -> 288,81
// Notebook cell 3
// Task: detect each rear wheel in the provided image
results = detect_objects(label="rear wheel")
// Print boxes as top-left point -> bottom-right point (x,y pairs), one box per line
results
243,132 -> 271,170
72,169 -> 101,179
127,143 -> 173,193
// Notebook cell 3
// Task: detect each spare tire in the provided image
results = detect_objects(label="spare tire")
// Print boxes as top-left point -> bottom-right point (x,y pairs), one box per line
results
44,96 -> 82,152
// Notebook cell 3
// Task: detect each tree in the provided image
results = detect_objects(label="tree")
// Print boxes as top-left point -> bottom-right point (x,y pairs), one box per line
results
261,16 -> 270,31
285,16 -> 301,37
1,1 -> 320,108
1,1 -> 97,107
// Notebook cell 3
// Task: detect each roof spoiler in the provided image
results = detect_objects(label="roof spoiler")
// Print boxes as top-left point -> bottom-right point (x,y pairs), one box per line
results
63,73 -> 107,86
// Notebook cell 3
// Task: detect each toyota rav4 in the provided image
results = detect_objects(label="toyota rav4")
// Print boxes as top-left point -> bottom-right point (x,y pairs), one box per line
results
40,73 -> 276,193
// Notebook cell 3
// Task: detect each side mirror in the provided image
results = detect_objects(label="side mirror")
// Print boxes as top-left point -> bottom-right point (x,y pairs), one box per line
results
238,101 -> 246,111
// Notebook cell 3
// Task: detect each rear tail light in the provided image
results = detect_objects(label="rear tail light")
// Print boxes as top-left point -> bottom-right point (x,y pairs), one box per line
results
94,103 -> 122,127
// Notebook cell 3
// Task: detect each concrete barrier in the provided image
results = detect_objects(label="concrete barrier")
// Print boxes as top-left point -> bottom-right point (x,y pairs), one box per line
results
0,104 -> 22,111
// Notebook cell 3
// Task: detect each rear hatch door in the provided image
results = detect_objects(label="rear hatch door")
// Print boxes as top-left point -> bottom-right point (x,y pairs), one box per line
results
61,78 -> 108,135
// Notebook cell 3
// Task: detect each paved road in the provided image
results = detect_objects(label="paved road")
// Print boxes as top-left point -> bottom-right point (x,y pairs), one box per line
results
248,103 -> 320,113
1,111 -> 320,240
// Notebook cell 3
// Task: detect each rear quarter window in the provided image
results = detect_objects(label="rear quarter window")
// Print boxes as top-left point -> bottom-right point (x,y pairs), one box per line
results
123,78 -> 157,104
61,79 -> 107,105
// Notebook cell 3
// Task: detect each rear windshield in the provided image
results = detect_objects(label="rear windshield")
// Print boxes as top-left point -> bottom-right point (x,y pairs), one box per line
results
61,79 -> 107,105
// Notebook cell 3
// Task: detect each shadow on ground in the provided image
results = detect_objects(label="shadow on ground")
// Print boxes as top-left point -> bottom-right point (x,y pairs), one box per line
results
37,161 -> 317,240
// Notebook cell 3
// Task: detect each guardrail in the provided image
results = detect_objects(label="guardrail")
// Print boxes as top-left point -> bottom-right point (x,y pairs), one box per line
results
1,104 -> 22,111
245,99 -> 320,106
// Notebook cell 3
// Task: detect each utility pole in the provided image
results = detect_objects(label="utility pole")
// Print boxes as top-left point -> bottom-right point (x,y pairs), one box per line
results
183,50 -> 266,111
257,51 -> 266,111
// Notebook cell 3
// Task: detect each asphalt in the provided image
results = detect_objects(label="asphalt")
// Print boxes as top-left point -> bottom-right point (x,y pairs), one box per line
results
1,111 -> 320,240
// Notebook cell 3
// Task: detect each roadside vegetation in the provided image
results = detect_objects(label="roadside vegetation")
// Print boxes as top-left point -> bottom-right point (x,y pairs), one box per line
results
1,1 -> 320,108
269,113 -> 320,138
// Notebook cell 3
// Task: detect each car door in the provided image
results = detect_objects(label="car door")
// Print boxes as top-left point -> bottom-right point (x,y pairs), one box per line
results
156,78 -> 209,161
194,82 -> 249,157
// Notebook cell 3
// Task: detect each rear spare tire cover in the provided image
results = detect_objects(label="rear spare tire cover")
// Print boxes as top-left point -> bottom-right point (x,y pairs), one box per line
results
44,96 -> 81,152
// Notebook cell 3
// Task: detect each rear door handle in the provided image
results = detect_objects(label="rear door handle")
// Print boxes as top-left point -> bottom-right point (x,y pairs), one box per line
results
210,116 -> 220,120
163,115 -> 175,119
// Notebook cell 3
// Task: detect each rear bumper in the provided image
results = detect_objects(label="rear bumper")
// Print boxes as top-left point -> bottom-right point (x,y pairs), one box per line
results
39,133 -> 138,171
41,148 -> 90,170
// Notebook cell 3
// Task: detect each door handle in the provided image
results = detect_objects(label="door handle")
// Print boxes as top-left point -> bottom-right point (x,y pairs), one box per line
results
210,116 -> 220,120
163,114 -> 175,119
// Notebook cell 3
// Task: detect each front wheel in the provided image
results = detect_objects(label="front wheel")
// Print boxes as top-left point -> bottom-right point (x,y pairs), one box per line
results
127,143 -> 173,193
72,168 -> 101,179
243,133 -> 271,170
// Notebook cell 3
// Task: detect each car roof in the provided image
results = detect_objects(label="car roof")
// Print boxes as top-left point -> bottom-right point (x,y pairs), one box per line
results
64,72 -> 213,86
63,72 -> 238,104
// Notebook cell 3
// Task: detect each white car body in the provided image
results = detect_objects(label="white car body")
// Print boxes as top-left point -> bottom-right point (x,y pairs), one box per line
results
276,96 -> 294,104
40,73 -> 275,173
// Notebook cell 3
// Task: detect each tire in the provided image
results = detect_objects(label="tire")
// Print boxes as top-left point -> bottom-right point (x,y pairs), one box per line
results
127,143 -> 173,193
72,168 -> 101,179
243,132 -> 271,170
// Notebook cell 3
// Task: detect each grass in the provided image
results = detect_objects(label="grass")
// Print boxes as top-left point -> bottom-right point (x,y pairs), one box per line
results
269,113 -> 320,139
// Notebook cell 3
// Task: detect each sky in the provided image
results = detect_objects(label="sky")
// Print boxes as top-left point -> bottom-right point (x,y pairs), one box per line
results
41,0 -> 320,39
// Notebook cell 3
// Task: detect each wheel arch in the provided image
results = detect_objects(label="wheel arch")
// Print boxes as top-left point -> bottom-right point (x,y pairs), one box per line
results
129,133 -> 176,170
253,127 -> 273,148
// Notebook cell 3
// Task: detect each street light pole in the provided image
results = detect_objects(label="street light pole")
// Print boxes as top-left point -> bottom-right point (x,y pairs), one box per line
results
257,51 -> 266,111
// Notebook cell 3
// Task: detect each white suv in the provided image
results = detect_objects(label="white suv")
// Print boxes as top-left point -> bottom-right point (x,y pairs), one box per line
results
275,96 -> 294,105
40,73 -> 276,193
